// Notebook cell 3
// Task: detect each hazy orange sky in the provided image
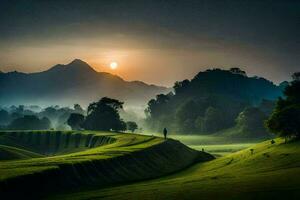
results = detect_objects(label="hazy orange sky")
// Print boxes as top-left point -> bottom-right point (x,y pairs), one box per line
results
0,0 -> 299,86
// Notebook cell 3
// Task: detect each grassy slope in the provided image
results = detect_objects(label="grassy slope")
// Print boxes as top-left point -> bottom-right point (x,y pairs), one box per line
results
0,131 -> 212,199
0,145 -> 43,160
145,133 -> 262,156
0,132 -> 163,181
0,131 -> 118,157
190,143 -> 255,156
169,134 -> 258,156
54,138 -> 300,200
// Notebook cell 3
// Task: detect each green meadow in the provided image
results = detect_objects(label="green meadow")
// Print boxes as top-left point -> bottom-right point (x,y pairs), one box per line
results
1,131 -> 300,200
52,138 -> 300,200
144,133 -> 259,156
0,131 -> 212,199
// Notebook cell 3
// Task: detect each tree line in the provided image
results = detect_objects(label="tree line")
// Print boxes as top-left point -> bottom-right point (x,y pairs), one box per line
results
67,97 -> 138,132
145,68 -> 281,138
0,98 -> 138,133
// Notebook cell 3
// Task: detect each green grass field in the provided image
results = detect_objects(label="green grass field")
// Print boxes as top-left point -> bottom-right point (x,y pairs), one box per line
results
1,131 -> 299,200
168,134 -> 258,156
51,138 -> 300,200
143,132 -> 262,156
0,131 -> 212,199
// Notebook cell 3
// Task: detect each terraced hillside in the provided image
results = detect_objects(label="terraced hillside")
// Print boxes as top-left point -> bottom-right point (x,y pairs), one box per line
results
54,138 -> 300,200
0,131 -> 213,199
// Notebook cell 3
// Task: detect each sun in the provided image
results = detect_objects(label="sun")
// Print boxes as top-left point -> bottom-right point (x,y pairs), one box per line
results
110,62 -> 118,70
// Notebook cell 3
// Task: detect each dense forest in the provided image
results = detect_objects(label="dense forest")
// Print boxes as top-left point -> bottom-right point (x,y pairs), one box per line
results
145,68 -> 284,138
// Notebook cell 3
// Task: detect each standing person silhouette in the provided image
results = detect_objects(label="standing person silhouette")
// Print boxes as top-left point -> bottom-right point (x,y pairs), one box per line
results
163,128 -> 168,140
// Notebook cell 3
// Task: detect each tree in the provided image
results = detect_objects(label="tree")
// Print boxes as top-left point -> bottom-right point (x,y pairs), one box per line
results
236,107 -> 268,138
83,97 -> 126,131
174,79 -> 190,95
126,121 -> 138,132
229,67 -> 246,76
292,72 -> 300,81
8,115 -> 51,130
67,113 -> 84,130
195,116 -> 204,132
74,104 -> 85,114
144,94 -> 172,131
175,100 -> 199,133
202,107 -> 223,133
266,73 -> 300,140
259,99 -> 275,115
266,105 -> 300,139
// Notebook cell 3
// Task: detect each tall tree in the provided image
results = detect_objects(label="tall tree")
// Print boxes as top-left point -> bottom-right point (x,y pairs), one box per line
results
74,104 -> 85,114
67,113 -> 84,130
126,121 -> 138,133
266,72 -> 300,139
202,107 -> 223,133
83,97 -> 126,131
236,107 -> 268,138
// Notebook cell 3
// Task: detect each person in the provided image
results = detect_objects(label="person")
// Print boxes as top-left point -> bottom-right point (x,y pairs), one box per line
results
163,128 -> 168,140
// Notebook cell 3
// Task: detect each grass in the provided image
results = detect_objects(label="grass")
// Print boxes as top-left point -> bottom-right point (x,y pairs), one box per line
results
0,131 -> 162,181
2,130 -> 299,200
0,145 -> 43,160
0,131 -> 211,199
190,143 -> 255,156
52,137 -> 300,200
166,134 -> 259,156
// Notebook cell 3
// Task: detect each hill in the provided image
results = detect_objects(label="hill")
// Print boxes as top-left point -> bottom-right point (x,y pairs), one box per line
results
0,59 -> 169,107
54,138 -> 300,200
0,131 -> 213,199
146,68 -> 282,135
0,145 -> 43,160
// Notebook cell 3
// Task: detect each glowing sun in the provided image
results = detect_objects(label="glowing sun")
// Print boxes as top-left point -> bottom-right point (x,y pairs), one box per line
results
110,62 -> 118,70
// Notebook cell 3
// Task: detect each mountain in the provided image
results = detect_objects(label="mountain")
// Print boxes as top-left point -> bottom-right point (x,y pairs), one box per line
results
0,59 -> 169,107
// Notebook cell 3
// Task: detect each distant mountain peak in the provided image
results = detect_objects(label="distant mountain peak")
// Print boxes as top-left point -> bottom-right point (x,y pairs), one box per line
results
0,59 -> 169,107
47,59 -> 96,73
68,59 -> 89,66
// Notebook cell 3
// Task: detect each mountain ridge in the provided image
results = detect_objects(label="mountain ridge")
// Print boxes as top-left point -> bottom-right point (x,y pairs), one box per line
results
0,59 -> 169,107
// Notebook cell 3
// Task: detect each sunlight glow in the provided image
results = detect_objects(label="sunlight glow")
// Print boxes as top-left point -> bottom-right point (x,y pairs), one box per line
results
110,62 -> 118,70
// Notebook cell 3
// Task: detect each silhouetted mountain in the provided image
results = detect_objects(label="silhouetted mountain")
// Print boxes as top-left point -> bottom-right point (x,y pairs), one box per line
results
0,59 -> 169,107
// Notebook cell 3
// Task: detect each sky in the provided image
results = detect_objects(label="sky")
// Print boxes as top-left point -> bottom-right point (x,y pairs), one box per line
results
0,0 -> 299,86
